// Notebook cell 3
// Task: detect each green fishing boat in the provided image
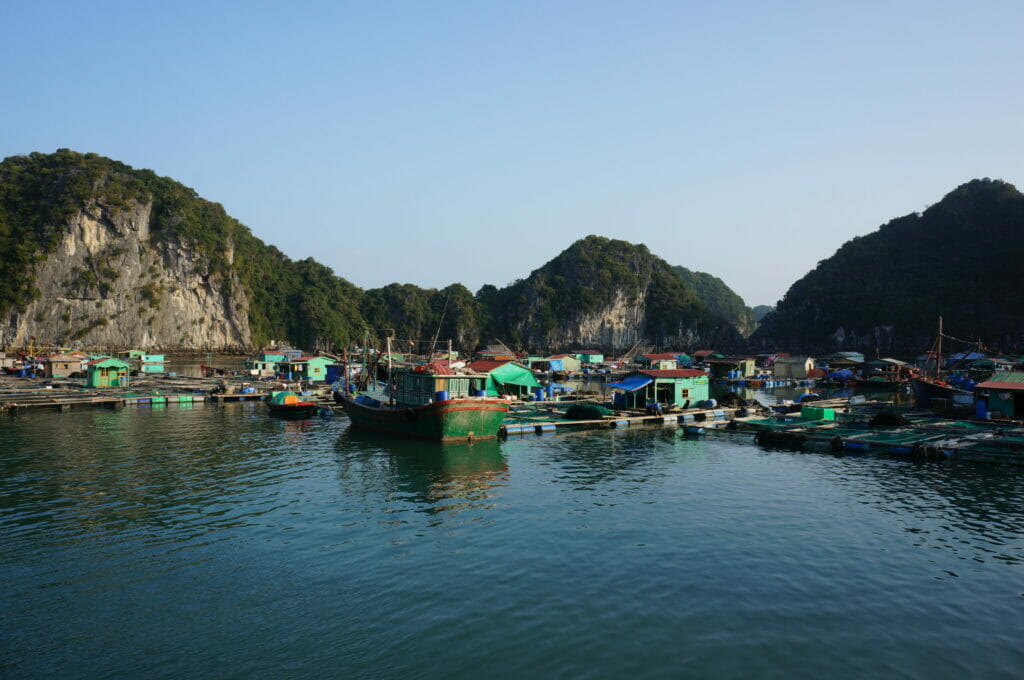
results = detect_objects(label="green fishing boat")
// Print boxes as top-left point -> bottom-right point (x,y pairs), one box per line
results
340,365 -> 509,441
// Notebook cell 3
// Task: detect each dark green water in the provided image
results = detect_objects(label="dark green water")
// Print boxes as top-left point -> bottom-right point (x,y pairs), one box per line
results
2,404 -> 1023,679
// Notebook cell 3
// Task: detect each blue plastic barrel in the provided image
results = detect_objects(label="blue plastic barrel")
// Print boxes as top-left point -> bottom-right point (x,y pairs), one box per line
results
474,389 -> 486,397
435,390 -> 450,402
546,384 -> 554,399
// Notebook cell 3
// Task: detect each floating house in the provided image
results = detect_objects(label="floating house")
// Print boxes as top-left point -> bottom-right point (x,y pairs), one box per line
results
86,357 -> 130,388
773,356 -> 816,380
609,369 -> 709,409
478,348 -> 516,362
574,350 -> 605,364
691,350 -> 721,362
0,351 -> 14,370
975,372 -> 1024,420
636,353 -> 680,370
43,353 -> 83,378
247,352 -> 286,377
547,354 -> 582,372
825,352 -> 865,368
466,360 -> 541,398
706,357 -> 757,379
278,356 -> 335,382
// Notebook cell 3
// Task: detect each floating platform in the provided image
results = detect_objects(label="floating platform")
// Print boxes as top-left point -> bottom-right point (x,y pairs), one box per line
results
499,406 -> 739,437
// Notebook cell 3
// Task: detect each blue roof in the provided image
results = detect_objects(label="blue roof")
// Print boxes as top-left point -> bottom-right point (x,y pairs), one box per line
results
608,374 -> 654,392
948,352 -> 985,361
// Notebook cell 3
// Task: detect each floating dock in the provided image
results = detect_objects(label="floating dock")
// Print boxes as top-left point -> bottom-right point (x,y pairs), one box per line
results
499,405 -> 741,436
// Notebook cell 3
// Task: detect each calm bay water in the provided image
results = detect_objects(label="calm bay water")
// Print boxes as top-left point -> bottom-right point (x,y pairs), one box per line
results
2,404 -> 1023,679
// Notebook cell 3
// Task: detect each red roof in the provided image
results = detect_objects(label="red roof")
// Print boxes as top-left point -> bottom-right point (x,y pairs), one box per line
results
467,360 -> 512,372
976,381 -> 1024,391
548,354 -> 572,359
639,353 -> 680,361
86,357 -> 127,367
413,360 -> 457,375
639,369 -> 707,378
692,350 -> 715,357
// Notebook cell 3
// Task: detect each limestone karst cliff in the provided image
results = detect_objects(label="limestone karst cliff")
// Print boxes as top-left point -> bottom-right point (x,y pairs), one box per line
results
1,152 -> 752,353
479,236 -> 745,352
1,197 -> 251,349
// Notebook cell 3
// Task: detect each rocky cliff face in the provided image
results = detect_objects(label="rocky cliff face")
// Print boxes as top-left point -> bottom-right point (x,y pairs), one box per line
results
1,198 -> 251,350
485,235 -> 745,352
510,286 -> 648,350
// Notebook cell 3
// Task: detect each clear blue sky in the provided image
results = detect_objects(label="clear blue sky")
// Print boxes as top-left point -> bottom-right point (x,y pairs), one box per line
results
3,1 -> 1022,307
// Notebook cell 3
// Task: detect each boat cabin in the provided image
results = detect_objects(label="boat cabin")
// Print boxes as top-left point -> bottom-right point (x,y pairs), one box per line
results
609,369 -> 709,409
394,369 -> 489,407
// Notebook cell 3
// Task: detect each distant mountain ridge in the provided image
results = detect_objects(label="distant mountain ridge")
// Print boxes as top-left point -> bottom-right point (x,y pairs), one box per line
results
0,150 -> 751,352
752,179 -> 1024,353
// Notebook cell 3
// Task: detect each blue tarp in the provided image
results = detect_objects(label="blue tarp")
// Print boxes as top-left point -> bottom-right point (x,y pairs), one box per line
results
548,359 -> 564,371
608,374 -> 654,392
827,369 -> 854,380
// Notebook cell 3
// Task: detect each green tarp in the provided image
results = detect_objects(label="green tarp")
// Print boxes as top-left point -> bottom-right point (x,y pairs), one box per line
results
486,363 -> 541,396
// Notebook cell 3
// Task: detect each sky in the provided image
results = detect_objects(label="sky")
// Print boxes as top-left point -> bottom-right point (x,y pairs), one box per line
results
3,0 -> 1023,307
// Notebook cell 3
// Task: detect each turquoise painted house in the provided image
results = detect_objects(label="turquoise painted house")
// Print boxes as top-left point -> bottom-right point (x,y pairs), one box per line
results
279,356 -> 335,382
976,372 -> 1024,419
609,369 -> 709,409
575,351 -> 605,364
247,352 -> 286,377
86,357 -> 131,388
467,360 -> 541,398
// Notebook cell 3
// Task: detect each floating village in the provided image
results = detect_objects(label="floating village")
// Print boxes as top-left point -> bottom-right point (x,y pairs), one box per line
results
4,326 -> 1024,465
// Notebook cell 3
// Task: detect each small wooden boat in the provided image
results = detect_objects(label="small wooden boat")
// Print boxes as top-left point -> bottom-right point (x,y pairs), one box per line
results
267,391 -> 317,418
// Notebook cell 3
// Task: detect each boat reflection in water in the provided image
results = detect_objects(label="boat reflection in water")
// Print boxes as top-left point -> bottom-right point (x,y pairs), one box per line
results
335,429 -> 509,518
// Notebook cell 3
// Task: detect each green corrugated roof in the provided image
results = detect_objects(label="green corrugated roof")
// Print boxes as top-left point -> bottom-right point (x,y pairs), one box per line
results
987,371 -> 1024,383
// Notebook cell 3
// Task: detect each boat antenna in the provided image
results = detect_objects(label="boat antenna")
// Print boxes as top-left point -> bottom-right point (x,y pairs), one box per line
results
429,289 -> 452,361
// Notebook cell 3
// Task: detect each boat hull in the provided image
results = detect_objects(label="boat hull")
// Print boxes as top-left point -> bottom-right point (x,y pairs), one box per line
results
268,403 -> 317,418
341,396 -> 509,441
911,377 -> 970,407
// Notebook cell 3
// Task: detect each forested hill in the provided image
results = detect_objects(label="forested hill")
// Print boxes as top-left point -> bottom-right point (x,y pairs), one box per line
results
479,236 -> 744,351
752,179 -> 1024,353
0,151 -> 748,352
672,265 -> 756,336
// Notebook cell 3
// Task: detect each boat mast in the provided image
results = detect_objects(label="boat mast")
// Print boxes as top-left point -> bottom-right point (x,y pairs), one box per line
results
386,333 -> 394,405
363,329 -> 370,390
937,316 -> 943,377
447,339 -> 452,371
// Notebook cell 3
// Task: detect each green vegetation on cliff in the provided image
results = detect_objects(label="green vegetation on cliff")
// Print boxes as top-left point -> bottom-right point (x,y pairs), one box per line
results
0,150 -> 366,348
673,265 -> 755,335
480,236 -> 743,350
1,152 -> 751,352
753,179 -> 1024,352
